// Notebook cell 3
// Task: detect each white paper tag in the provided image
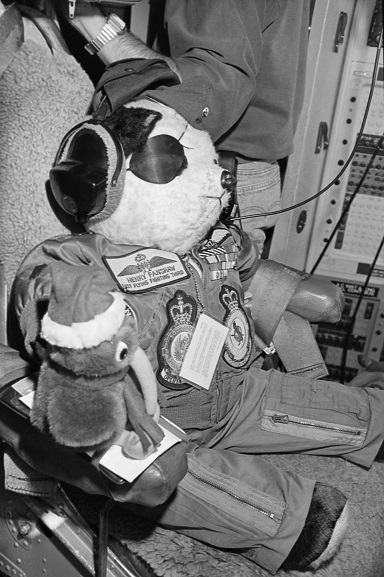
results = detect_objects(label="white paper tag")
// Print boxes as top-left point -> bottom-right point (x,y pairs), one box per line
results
13,375 -> 36,409
179,313 -> 229,390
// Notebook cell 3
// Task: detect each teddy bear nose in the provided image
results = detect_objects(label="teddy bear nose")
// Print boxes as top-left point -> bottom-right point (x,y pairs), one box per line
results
221,170 -> 237,190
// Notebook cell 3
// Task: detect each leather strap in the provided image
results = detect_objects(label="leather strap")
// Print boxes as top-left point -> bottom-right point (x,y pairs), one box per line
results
273,312 -> 328,379
18,5 -> 70,55
248,260 -> 328,377
0,4 -> 24,78
249,260 -> 305,345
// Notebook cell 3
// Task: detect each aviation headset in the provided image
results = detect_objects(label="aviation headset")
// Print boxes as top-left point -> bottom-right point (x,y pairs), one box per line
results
50,114 -> 237,226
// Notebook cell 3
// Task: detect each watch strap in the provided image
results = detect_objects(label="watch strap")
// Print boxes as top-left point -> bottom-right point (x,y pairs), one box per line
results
85,13 -> 126,56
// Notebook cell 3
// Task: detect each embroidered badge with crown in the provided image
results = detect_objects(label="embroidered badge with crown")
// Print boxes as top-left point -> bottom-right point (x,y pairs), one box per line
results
157,290 -> 198,389
220,285 -> 252,368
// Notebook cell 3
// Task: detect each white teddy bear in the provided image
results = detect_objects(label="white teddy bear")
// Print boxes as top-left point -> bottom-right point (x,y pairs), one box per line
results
13,96 -> 359,574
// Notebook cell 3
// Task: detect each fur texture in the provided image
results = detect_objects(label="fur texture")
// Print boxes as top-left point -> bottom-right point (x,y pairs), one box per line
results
33,316 -> 137,449
282,482 -> 348,570
33,315 -> 163,454
0,27 -> 93,294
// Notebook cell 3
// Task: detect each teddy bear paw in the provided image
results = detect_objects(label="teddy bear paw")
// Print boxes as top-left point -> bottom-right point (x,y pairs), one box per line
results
282,482 -> 348,571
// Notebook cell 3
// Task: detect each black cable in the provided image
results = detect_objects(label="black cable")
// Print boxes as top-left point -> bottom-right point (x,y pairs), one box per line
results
229,29 -> 383,222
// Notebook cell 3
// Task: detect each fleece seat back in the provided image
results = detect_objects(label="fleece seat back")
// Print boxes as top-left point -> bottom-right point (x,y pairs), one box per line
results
0,7 -> 93,312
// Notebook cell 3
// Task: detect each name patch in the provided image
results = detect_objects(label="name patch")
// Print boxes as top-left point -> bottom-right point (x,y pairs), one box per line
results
104,248 -> 189,293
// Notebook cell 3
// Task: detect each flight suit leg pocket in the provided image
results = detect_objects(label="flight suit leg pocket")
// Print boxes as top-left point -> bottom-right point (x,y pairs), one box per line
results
261,372 -> 368,447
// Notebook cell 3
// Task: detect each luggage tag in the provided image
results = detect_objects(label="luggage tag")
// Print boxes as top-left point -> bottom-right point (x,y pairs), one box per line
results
179,312 -> 229,391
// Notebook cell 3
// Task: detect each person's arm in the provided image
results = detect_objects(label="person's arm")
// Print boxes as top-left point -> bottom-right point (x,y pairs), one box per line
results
55,0 -> 263,141
162,0 -> 262,140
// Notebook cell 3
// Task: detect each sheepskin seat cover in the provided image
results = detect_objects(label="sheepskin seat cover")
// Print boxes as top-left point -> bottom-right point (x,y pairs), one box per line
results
0,15 -> 93,297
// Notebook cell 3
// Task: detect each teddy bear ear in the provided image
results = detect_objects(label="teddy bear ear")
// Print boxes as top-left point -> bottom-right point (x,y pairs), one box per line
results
103,106 -> 162,156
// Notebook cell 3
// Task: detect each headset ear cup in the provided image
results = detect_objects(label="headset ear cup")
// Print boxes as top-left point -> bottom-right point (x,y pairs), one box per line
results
52,120 -> 90,168
87,122 -> 126,223
50,120 -> 126,223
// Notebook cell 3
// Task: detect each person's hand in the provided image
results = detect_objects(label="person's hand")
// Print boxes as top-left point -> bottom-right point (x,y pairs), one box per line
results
347,354 -> 384,389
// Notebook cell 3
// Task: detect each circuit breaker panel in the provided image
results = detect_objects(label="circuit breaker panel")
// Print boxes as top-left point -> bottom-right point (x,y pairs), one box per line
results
313,277 -> 384,380
270,0 -> 384,378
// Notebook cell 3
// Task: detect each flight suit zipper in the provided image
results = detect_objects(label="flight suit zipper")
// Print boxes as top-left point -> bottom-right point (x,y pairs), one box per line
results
188,469 -> 277,520
270,413 -> 362,436
262,409 -> 366,447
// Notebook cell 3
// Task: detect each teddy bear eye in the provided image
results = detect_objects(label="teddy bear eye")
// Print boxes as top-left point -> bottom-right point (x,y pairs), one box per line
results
116,341 -> 129,362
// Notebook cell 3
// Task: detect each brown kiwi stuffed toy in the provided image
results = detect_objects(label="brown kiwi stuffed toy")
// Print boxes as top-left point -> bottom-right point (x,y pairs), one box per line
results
31,261 -> 164,459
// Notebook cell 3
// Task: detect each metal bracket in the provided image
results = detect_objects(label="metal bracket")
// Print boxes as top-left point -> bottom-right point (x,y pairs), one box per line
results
315,121 -> 329,154
334,12 -> 348,52
263,343 -> 276,356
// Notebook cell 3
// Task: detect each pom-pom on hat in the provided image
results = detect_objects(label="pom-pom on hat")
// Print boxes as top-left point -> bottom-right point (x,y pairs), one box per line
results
41,262 -> 126,349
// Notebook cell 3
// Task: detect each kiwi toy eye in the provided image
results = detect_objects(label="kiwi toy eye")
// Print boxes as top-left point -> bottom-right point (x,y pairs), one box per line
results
115,341 -> 129,362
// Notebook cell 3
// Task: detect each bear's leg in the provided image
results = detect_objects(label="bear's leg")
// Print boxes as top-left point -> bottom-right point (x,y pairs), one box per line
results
125,446 -> 348,573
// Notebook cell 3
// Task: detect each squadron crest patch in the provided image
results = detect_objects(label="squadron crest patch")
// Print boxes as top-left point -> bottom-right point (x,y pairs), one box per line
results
157,291 -> 198,390
220,285 -> 252,368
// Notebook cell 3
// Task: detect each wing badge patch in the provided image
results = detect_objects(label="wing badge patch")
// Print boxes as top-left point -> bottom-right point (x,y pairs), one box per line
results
104,248 -> 189,293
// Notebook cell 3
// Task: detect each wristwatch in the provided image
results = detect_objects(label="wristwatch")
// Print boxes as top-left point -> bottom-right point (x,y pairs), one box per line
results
85,13 -> 127,55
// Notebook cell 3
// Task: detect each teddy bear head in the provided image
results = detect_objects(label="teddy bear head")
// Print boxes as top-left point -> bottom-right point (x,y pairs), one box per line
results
50,99 -> 234,254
